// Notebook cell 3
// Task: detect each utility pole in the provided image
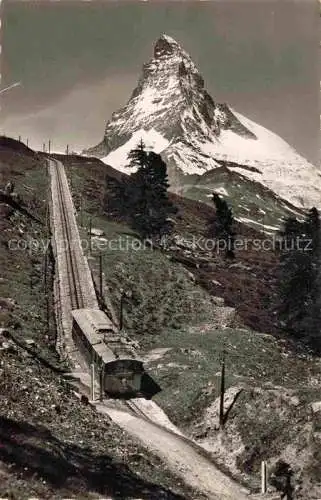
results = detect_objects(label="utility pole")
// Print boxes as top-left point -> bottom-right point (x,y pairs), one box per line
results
80,196 -> 83,227
99,253 -> 103,298
48,139 -> 51,155
18,135 -> 21,142
119,290 -> 125,331
66,144 -> 69,155
26,138 -> 29,147
219,350 -> 226,428
46,293 -> 50,336
91,363 -> 95,401
100,366 -> 105,401
44,243 -> 48,294
43,201 -> 49,294
88,218 -> 92,253
261,461 -> 267,494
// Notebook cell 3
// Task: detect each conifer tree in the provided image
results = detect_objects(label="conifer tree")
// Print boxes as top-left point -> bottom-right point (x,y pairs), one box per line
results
126,142 -> 176,240
127,138 -> 148,169
208,192 -> 235,258
103,173 -> 127,218
277,208 -> 321,352
301,208 -> 321,350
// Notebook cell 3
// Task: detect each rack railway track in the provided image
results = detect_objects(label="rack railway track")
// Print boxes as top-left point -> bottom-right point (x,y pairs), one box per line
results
54,158 -> 85,310
49,157 -> 252,500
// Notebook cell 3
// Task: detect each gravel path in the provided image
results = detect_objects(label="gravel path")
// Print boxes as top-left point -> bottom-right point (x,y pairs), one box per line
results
95,404 -> 250,500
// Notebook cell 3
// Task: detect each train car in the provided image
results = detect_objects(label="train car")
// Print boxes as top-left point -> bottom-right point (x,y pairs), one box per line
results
71,308 -> 145,397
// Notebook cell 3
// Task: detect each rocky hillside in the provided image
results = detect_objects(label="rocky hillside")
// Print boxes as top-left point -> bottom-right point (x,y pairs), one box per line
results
0,140 -> 203,500
61,153 -> 321,499
2,142 -> 321,498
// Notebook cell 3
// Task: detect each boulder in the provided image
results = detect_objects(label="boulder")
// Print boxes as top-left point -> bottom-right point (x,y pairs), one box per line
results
211,296 -> 225,307
89,228 -> 105,237
310,401 -> 321,414
25,338 -> 36,346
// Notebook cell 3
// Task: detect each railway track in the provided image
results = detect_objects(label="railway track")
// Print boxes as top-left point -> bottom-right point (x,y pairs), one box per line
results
50,158 -> 173,421
49,157 -> 98,360
54,158 -> 85,310
49,158 -> 252,499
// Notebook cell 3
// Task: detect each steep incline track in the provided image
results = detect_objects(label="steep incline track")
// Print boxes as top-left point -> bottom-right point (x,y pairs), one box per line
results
49,158 -> 98,358
49,158 -> 254,500
54,159 -> 84,309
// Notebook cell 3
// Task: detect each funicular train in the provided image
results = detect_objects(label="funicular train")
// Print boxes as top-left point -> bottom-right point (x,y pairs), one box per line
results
71,308 -> 160,398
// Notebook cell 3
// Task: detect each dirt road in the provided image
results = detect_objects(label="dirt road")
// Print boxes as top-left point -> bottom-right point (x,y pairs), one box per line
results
95,403 -> 250,500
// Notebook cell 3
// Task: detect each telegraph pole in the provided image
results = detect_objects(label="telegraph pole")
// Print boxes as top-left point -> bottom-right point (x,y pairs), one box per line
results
119,290 -> 125,331
46,292 -> 50,336
91,363 -> 95,401
79,196 -> 83,227
48,139 -> 51,155
66,144 -> 69,155
100,365 -> 105,401
88,218 -> 92,253
99,253 -> 103,298
219,350 -> 226,428
43,201 -> 49,294
26,138 -> 29,147
70,164 -> 73,190
261,461 -> 267,494
45,199 -> 50,336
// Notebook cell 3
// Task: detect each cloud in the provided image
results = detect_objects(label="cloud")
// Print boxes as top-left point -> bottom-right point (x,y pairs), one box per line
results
1,72 -> 138,152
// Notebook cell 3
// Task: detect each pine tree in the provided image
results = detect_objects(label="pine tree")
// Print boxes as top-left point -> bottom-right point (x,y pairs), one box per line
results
278,216 -> 311,336
306,207 -> 321,263
145,151 -> 177,238
277,208 -> 321,352
103,140 -> 149,220
103,173 -> 128,218
127,139 -> 149,169
126,142 -> 176,241
301,208 -> 321,351
208,193 -> 235,258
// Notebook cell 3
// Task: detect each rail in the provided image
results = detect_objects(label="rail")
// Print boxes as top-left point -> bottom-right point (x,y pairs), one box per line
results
54,159 -> 85,309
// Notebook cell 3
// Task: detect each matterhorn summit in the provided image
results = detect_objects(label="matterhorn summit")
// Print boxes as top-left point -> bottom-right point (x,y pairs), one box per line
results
86,34 -> 321,213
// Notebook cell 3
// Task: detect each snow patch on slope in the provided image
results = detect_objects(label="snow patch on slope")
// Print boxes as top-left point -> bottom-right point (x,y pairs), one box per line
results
236,216 -> 281,234
206,187 -> 229,197
164,141 -> 220,175
102,128 -> 169,173
196,111 -> 321,209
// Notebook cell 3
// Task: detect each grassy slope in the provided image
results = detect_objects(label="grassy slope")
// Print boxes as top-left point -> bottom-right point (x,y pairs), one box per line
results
62,154 -> 321,498
0,143 -> 203,500
58,153 -> 281,334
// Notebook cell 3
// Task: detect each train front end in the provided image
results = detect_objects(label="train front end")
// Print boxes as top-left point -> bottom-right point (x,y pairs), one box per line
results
103,358 -> 145,397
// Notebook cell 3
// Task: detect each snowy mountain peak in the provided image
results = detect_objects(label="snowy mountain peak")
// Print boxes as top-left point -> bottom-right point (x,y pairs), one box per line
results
154,34 -> 182,58
87,34 -> 254,159
85,35 -> 321,211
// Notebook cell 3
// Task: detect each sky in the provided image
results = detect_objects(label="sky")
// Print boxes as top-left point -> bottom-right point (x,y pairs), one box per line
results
0,0 -> 319,164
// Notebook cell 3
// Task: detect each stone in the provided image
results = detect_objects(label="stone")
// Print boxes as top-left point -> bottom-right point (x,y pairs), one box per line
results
211,296 -> 225,307
211,279 -> 222,286
89,228 -> 105,237
25,338 -> 35,346
311,401 -> 321,414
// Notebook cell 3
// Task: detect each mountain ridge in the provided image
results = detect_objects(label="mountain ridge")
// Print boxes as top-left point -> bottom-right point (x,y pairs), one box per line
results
85,33 -> 321,214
